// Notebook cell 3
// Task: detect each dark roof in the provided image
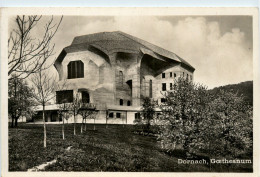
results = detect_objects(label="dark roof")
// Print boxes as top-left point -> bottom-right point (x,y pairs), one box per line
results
55,31 -> 195,71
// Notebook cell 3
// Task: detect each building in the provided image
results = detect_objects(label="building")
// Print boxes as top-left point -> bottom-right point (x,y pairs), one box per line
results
31,31 -> 195,124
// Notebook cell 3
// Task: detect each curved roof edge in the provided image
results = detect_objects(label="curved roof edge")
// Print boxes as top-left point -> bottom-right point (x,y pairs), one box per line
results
54,31 -> 195,72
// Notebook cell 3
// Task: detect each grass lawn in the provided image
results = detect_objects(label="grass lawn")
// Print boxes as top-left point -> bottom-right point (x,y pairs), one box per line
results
9,123 -> 253,172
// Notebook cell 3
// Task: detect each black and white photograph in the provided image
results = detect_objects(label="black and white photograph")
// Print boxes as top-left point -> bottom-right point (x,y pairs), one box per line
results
1,7 -> 258,176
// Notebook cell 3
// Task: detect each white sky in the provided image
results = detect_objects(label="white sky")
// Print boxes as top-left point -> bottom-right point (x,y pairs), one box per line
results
9,15 -> 253,89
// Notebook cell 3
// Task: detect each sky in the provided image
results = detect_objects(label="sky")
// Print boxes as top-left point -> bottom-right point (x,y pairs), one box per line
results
9,15 -> 253,89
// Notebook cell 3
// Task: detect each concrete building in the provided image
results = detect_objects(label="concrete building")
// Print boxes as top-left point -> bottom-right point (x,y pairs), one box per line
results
31,31 -> 195,124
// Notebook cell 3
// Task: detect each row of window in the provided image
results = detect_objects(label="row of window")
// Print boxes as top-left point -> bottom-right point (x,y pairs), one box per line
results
162,72 -> 193,81
162,72 -> 177,79
119,99 -> 131,106
134,112 -> 170,120
67,61 -> 193,84
56,90 -> 90,104
162,83 -> 174,91
108,112 -> 121,118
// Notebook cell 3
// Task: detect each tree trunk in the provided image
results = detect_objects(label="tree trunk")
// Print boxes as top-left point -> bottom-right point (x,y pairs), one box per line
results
81,119 -> 83,133
74,113 -> 76,135
43,105 -> 47,148
106,111 -> 108,129
62,115 -> 65,140
11,117 -> 14,128
93,118 -> 96,130
84,119 -> 86,131
15,117 -> 18,127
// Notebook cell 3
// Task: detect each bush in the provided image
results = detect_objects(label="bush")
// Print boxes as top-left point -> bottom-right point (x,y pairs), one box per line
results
158,77 -> 253,158
134,97 -> 157,134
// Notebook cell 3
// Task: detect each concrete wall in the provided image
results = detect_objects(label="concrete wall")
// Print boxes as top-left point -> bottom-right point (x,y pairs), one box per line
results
57,51 -> 115,107
51,49 -> 194,124
115,53 -> 139,106
155,64 -> 193,104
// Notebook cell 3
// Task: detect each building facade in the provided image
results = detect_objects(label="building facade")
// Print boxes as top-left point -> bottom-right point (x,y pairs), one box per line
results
31,31 -> 195,124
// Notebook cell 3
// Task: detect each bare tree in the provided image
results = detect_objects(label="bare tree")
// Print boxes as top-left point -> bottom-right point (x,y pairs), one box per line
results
68,92 -> 81,135
8,15 -> 63,80
57,101 -> 70,140
30,69 -> 63,148
78,102 -> 97,133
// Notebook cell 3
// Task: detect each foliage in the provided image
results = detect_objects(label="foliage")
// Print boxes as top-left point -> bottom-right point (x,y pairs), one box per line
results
158,77 -> 253,159
158,77 -> 209,155
8,75 -> 36,127
210,81 -> 253,106
135,97 -> 157,133
200,90 -> 253,158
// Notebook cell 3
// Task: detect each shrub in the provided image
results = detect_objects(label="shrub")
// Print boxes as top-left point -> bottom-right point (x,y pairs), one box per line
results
134,97 -> 157,134
158,77 -> 253,158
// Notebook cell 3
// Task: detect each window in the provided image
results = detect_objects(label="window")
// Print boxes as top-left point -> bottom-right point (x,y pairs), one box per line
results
170,72 -> 172,77
109,112 -> 114,118
116,113 -> 121,118
187,74 -> 189,80
119,71 -> 123,86
170,83 -> 173,90
56,90 -> 73,104
82,91 -> 90,103
135,113 -> 140,120
190,75 -> 193,80
120,99 -> 123,106
174,73 -> 177,78
183,72 -> 184,77
149,79 -> 152,98
67,60 -> 84,79
162,83 -> 166,91
161,98 -> 166,103
99,66 -> 104,83
142,77 -> 146,96
127,100 -> 131,106
162,73 -> 165,78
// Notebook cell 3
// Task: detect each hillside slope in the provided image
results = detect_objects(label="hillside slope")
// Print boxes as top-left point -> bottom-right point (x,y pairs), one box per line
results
210,81 -> 253,105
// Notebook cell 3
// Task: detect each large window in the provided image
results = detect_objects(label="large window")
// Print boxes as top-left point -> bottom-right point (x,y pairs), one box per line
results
82,91 -> 90,103
56,90 -> 73,104
120,99 -> 123,106
161,98 -> 166,103
116,113 -> 121,118
162,73 -> 165,78
149,79 -> 152,98
135,113 -> 141,120
162,83 -> 166,91
67,60 -> 84,79
109,112 -> 114,118
119,71 -> 123,86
